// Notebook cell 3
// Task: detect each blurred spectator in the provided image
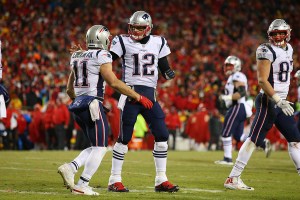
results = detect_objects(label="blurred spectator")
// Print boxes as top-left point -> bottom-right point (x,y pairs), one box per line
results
28,104 -> 45,150
185,104 -> 210,150
53,96 -> 70,150
165,106 -> 181,150
208,108 -> 222,151
44,100 -> 56,149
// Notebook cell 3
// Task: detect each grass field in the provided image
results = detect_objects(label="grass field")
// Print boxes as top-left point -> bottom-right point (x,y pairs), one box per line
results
0,150 -> 299,200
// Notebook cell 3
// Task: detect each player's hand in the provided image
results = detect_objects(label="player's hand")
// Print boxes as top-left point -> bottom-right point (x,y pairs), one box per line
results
164,69 -> 175,80
295,70 -> 300,79
220,95 -> 232,101
138,95 -> 153,109
276,99 -> 294,116
69,44 -> 84,54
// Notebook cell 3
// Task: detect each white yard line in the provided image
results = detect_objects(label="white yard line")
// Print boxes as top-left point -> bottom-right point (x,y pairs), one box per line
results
0,167 -> 55,172
0,189 -> 59,195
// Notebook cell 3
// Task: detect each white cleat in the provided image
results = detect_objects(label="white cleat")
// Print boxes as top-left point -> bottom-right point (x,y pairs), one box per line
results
58,163 -> 75,189
224,176 -> 254,191
214,160 -> 233,166
264,139 -> 272,158
72,185 -> 99,196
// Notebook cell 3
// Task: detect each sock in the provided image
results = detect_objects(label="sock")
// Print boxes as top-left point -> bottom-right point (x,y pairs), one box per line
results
229,138 -> 256,177
240,132 -> 249,142
222,137 -> 232,159
108,142 -> 128,185
153,142 -> 168,186
77,176 -> 90,187
79,147 -> 107,186
71,147 -> 93,172
288,142 -> 300,174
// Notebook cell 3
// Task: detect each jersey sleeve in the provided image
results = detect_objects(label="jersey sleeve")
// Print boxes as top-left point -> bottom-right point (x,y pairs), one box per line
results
158,37 -> 171,59
110,36 -> 124,57
232,72 -> 247,83
97,50 -> 113,66
256,44 -> 274,62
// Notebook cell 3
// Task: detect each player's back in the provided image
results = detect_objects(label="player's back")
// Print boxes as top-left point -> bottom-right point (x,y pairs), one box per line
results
70,49 -> 112,98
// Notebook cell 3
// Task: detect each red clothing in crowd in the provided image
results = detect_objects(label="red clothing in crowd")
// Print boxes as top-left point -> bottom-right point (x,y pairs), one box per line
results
174,94 -> 188,110
44,101 -> 55,130
185,109 -> 210,144
104,96 -> 120,141
29,105 -> 44,143
165,110 -> 181,130
52,103 -> 70,126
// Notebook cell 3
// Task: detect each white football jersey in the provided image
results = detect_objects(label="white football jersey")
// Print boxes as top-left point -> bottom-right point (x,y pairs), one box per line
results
224,71 -> 248,107
256,43 -> 293,99
70,49 -> 112,98
110,35 -> 171,88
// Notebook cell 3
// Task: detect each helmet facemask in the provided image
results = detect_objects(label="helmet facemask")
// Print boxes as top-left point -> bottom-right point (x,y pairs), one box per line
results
128,24 -> 151,41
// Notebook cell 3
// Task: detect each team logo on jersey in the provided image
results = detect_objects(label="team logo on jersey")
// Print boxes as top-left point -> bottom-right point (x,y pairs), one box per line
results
112,40 -> 117,45
103,53 -> 111,58
261,48 -> 268,52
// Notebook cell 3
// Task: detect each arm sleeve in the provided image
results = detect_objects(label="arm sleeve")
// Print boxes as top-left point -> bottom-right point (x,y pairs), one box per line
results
158,56 -> 170,73
158,56 -> 175,80
110,51 -> 120,61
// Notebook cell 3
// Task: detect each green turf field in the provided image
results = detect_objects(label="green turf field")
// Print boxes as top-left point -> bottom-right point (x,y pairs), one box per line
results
0,150 -> 299,200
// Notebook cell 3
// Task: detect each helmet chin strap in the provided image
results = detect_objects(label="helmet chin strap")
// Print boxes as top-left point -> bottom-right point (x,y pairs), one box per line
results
274,40 -> 287,48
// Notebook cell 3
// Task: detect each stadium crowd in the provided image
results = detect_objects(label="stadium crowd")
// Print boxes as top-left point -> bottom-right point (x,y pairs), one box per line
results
0,0 -> 300,150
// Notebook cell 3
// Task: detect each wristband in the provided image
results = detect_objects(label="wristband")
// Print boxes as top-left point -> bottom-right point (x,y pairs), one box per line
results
272,93 -> 281,103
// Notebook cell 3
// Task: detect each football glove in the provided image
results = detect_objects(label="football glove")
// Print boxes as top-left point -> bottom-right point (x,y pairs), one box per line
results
295,70 -> 300,79
138,95 -> 153,109
272,94 -> 294,116
164,69 -> 175,80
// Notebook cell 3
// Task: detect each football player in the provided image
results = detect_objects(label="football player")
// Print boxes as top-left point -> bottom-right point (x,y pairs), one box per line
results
215,56 -> 272,166
107,11 -> 179,193
214,56 -> 253,165
58,25 -> 153,196
224,19 -> 300,190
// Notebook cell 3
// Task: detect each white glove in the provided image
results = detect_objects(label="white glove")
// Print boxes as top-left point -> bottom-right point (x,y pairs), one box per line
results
220,95 -> 232,101
295,70 -> 300,78
272,94 -> 294,116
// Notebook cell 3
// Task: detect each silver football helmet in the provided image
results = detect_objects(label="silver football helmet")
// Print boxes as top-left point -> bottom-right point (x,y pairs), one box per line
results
86,25 -> 111,50
267,19 -> 291,47
128,11 -> 153,40
224,56 -> 241,75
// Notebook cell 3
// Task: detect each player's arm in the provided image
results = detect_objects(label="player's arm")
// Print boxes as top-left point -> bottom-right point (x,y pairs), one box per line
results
158,56 -> 175,80
258,58 -> 294,116
257,59 -> 275,97
100,63 -> 153,109
232,81 -> 246,100
220,80 -> 245,101
66,70 -> 76,100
